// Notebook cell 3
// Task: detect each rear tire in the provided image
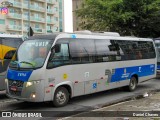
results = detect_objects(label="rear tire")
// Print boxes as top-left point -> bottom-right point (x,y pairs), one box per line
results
128,76 -> 137,92
53,87 -> 69,107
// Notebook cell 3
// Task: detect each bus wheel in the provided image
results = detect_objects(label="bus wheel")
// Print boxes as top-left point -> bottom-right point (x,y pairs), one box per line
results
128,76 -> 137,92
53,87 -> 69,107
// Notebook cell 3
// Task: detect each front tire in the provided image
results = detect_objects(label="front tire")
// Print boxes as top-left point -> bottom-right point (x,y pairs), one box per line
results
128,76 -> 137,92
53,87 -> 69,107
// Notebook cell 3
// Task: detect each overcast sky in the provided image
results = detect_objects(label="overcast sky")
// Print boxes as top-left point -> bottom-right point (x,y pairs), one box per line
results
63,0 -> 73,32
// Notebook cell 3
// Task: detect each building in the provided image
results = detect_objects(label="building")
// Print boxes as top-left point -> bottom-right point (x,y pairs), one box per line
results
0,0 -> 64,35
72,0 -> 83,31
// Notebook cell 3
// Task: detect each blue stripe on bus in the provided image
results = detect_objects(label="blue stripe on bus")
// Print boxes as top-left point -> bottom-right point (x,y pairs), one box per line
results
111,64 -> 155,82
7,69 -> 32,82
7,64 -> 155,82
157,65 -> 160,70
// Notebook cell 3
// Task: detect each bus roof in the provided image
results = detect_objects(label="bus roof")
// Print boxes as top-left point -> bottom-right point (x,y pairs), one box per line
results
27,32 -> 152,42
0,34 -> 22,38
154,37 -> 160,40
28,33 -> 59,40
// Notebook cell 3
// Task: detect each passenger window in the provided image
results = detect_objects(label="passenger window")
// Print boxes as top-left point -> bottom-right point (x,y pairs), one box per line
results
69,39 -> 96,63
4,50 -> 16,59
95,40 -> 121,62
47,43 -> 70,68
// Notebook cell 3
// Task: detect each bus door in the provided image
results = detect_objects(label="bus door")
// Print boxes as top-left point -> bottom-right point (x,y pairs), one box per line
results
105,40 -> 127,85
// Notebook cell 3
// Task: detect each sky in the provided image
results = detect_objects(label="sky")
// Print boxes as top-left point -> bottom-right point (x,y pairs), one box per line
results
63,0 -> 73,32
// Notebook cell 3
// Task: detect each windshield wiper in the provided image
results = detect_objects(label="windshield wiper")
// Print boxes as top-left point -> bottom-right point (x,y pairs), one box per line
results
20,61 -> 35,68
10,61 -> 19,67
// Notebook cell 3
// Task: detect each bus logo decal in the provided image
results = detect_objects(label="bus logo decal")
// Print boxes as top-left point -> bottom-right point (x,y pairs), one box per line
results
138,67 -> 142,72
18,73 -> 27,77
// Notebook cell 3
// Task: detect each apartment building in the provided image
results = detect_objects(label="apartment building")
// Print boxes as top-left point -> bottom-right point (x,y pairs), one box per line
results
72,0 -> 83,31
0,0 -> 64,35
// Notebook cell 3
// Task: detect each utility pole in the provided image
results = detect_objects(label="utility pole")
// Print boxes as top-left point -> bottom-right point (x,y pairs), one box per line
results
28,0 -> 30,36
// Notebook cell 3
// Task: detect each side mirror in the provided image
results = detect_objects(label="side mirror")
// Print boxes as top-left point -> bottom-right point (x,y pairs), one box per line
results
52,44 -> 61,53
4,50 -> 16,59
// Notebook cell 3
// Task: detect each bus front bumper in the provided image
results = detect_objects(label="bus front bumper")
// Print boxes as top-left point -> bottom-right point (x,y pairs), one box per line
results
6,86 -> 44,102
6,93 -> 40,102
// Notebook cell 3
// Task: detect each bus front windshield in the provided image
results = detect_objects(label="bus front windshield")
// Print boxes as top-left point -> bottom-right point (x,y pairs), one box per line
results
10,39 -> 52,69
155,41 -> 160,63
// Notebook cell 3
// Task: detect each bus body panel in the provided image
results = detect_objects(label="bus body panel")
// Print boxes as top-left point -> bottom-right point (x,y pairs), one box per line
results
5,33 -> 157,103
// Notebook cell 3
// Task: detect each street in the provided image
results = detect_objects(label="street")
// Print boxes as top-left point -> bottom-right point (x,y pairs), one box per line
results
0,78 -> 160,119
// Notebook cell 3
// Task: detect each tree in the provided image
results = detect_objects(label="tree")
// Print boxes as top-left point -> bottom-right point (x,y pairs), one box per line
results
76,0 -> 160,37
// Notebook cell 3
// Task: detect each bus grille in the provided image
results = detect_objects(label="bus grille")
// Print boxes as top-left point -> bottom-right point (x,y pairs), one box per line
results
8,80 -> 24,96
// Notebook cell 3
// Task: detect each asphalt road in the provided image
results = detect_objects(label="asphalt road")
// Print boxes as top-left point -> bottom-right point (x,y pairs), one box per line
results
0,78 -> 160,119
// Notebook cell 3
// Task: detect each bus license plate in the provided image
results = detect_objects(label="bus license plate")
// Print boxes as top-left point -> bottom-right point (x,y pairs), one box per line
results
10,86 -> 18,91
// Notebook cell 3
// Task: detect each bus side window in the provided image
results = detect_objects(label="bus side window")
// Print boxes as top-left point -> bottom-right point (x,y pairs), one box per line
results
47,43 -> 70,68
69,39 -> 96,63
4,50 -> 16,59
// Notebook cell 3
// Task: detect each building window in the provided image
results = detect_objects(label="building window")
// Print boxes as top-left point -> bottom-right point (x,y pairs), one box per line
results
54,17 -> 58,21
0,19 -> 5,24
34,2 -> 39,7
47,25 -> 51,30
9,8 -> 15,13
9,20 -> 16,25
47,5 -> 51,9
54,7 -> 58,12
35,23 -> 39,28
35,13 -> 39,18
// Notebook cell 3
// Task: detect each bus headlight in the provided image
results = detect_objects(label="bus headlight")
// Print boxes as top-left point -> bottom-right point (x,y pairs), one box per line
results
26,80 -> 41,88
5,79 -> 8,83
26,82 -> 33,87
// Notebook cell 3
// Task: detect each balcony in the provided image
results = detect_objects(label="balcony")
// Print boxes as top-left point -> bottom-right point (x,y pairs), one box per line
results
9,0 -> 21,8
23,15 -> 29,20
23,2 -> 45,12
47,29 -> 53,33
23,2 -> 28,9
6,25 -> 22,31
33,28 -> 45,33
47,9 -> 53,14
47,0 -> 56,4
35,0 -> 45,2
53,27 -> 58,32
30,5 -> 45,12
30,17 -> 45,23
7,13 -> 22,19
47,19 -> 54,24
23,27 -> 29,32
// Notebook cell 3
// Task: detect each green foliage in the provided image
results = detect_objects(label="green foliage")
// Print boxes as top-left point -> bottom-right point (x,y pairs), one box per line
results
76,0 -> 160,37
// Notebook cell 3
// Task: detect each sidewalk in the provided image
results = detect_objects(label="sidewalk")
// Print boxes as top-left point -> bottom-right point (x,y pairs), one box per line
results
60,91 -> 160,120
